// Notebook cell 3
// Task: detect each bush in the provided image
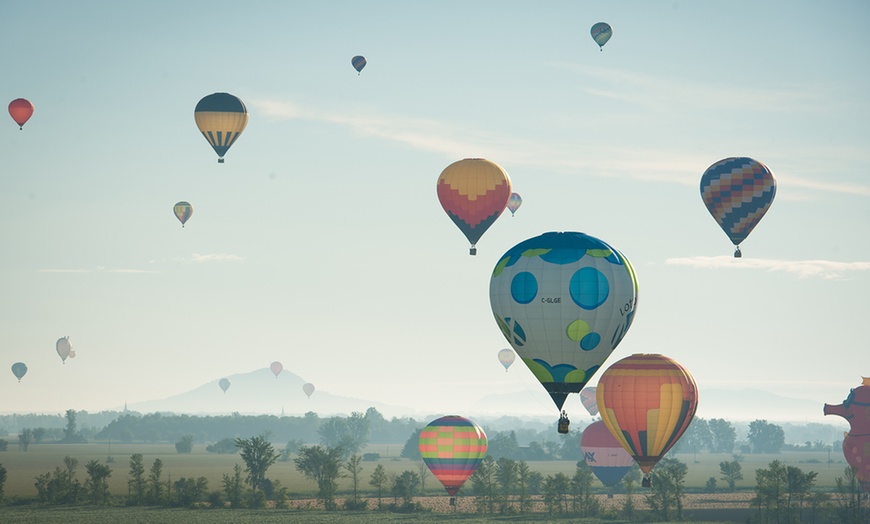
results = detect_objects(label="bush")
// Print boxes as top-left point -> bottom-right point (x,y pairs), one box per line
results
175,435 -> 194,454
205,438 -> 238,454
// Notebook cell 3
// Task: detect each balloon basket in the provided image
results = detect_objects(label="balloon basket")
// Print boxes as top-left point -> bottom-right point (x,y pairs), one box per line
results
734,246 -> 742,258
469,246 -> 477,255
642,475 -> 652,488
449,497 -> 456,506
218,158 -> 225,164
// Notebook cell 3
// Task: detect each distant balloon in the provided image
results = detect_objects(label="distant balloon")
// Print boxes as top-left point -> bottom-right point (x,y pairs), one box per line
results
700,157 -> 776,258
194,92 -> 248,163
219,378 -> 231,393
419,415 -> 487,499
11,362 -> 27,382
497,348 -> 515,372
590,22 -> 612,50
824,377 -> 870,493
581,420 -> 634,488
507,192 -> 523,217
8,98 -> 34,129
303,382 -> 315,398
437,158 -> 512,255
56,337 -> 72,364
597,354 -> 698,487
270,361 -> 283,378
173,201 -> 193,227
489,231 -> 639,432
580,387 -> 599,416
352,55 -> 366,74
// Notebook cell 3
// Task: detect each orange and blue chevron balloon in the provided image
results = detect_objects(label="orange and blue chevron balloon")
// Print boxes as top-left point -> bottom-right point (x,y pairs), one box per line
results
437,158 -> 512,255
419,415 -> 487,496
597,354 -> 698,478
700,157 -> 776,257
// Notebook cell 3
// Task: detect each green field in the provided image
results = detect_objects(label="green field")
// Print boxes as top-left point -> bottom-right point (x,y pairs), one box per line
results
0,441 -> 850,500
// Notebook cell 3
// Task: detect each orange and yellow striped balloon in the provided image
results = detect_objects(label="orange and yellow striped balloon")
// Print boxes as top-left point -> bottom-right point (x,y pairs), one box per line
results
436,158 -> 512,255
597,354 -> 698,474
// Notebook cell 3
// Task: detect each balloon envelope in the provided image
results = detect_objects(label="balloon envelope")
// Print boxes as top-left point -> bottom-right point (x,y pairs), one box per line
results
597,354 -> 698,475
56,337 -> 72,363
489,231 -> 639,411
590,22 -> 612,49
507,192 -> 522,216
194,93 -> 248,163
219,378 -> 231,393
580,387 -> 599,416
581,420 -> 634,487
823,377 -> 870,492
352,55 -> 366,73
497,348 -> 515,371
437,158 -> 512,255
11,362 -> 27,382
269,361 -> 283,378
419,415 -> 487,496
700,157 -> 776,254
303,382 -> 315,398
173,201 -> 193,227
8,98 -> 34,129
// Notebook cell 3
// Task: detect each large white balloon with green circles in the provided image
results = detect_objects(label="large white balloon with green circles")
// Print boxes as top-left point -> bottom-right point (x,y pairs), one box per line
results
489,231 -> 638,412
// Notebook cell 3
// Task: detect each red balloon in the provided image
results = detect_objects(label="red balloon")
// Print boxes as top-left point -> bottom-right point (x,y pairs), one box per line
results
8,98 -> 34,130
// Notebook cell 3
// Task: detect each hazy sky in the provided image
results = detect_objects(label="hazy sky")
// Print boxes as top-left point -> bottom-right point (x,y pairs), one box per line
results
1,1 -> 867,426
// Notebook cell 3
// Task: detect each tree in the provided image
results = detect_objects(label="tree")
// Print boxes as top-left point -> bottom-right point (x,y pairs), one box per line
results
318,412 -> 370,457
294,445 -> 343,510
62,409 -> 86,443
222,464 -> 244,508
148,458 -> 164,504
495,457 -> 518,513
487,431 -> 520,460
645,457 -> 688,521
235,435 -> 280,492
0,462 -> 6,502
571,460 -> 599,516
541,473 -> 571,514
18,428 -> 33,451
416,459 -> 429,495
708,418 -> 737,453
206,437 -> 238,454
64,456 -> 80,502
175,434 -> 194,454
833,466 -> 867,524
173,476 -> 208,507
33,427 -> 46,443
516,460 -> 533,513
84,459 -> 112,505
747,419 -> 785,454
369,464 -> 389,509
470,455 -> 497,513
342,454 -> 367,509
128,453 -> 146,504
678,418 -> 711,456
719,459 -> 743,492
399,428 -> 423,460
391,470 -> 420,510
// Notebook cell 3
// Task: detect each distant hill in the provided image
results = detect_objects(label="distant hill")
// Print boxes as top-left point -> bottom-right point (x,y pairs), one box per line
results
126,368 -> 416,418
127,368 -> 834,426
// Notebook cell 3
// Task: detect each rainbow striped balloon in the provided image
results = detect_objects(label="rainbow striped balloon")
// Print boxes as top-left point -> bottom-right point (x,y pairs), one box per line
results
419,415 -> 487,496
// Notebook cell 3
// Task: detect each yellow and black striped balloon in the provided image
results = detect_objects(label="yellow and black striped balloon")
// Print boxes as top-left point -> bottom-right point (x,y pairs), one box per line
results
194,93 -> 248,163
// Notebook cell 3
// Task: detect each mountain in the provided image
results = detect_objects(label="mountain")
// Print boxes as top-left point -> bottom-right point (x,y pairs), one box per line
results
127,368 -> 834,426
126,368 -> 416,418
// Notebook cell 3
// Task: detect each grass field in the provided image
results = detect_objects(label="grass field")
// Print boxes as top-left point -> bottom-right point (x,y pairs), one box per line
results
0,441 -> 852,500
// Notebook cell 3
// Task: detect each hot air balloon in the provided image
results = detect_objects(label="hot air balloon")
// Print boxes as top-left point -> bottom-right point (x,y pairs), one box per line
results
591,22 -> 612,50
507,192 -> 522,217
173,201 -> 192,227
419,415 -> 487,503
11,362 -> 27,382
700,157 -> 776,258
580,387 -> 599,416
581,420 -> 634,491
352,55 -> 366,74
497,348 -> 515,372
8,98 -> 34,129
489,231 -> 639,433
270,361 -> 283,378
56,337 -> 72,364
597,354 -> 698,487
824,377 -> 870,493
303,383 -> 315,398
437,158 -> 512,255
219,378 -> 231,393
194,92 -> 248,163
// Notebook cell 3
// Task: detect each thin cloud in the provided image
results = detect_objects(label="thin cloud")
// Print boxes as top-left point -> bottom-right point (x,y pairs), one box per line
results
190,253 -> 244,263
666,256 -> 870,279
38,268 -> 157,274
251,98 -> 870,196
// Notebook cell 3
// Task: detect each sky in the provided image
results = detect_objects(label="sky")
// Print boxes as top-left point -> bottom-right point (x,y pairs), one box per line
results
1,1 -> 868,427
